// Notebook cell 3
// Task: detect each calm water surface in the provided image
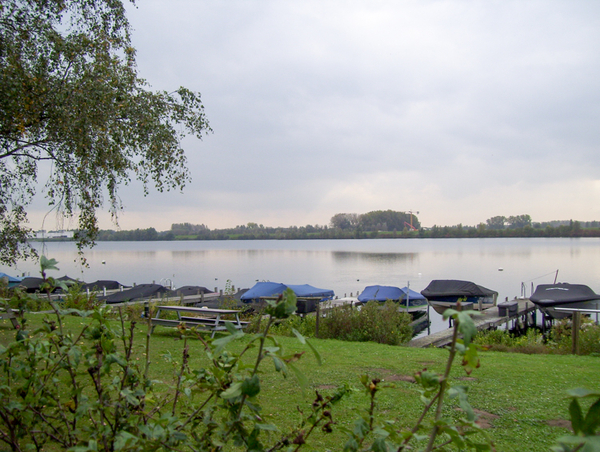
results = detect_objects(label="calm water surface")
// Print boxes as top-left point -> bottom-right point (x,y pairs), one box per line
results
3,238 -> 600,334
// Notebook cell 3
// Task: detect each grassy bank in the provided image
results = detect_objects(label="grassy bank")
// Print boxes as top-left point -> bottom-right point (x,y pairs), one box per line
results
1,313 -> 597,451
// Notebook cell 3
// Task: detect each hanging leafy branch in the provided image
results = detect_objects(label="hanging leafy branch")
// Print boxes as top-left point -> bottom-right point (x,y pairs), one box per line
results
0,0 -> 211,265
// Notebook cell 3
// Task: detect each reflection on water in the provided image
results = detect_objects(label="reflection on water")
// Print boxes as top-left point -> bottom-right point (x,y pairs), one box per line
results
3,238 -> 600,334
332,251 -> 418,263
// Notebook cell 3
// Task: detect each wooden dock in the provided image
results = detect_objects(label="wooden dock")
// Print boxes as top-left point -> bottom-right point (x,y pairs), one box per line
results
407,298 -> 537,348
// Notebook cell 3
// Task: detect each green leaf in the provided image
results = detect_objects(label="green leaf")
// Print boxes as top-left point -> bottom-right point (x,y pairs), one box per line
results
40,255 -> 59,272
264,288 -> 297,319
567,388 -> 600,399
241,375 -> 261,398
370,437 -> 388,452
212,331 -> 242,356
344,437 -> 359,452
271,355 -> 286,374
461,343 -> 480,375
457,311 -> 477,346
255,423 -> 278,431
220,381 -> 243,400
288,362 -> 308,394
224,321 -> 243,335
442,308 -> 459,320
448,385 -> 475,422
292,328 -> 322,366
583,398 -> 600,435
114,430 -> 139,449
353,417 -> 369,440
570,398 -> 584,435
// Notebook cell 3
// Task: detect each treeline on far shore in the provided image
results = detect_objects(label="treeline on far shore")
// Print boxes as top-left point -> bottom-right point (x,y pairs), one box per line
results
38,211 -> 600,242
86,219 -> 600,241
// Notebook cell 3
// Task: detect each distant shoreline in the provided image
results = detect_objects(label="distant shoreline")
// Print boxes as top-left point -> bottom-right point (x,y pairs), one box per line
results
31,227 -> 600,242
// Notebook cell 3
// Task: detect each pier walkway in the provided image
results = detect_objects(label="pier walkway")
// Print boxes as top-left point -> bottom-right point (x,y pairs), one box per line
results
407,298 -> 537,348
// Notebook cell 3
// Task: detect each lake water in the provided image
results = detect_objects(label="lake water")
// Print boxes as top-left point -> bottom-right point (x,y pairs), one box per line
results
3,238 -> 600,334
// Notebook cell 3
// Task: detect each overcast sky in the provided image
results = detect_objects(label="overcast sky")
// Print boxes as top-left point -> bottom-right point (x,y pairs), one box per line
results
34,1 -> 600,231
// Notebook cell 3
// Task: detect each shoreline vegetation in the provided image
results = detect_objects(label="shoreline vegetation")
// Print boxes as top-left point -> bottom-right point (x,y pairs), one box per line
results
36,210 -> 600,242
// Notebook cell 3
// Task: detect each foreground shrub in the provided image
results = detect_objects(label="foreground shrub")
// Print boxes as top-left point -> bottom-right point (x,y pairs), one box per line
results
319,300 -> 413,345
1,292 -> 497,451
269,312 -> 317,337
548,317 -> 600,355
474,327 -> 549,354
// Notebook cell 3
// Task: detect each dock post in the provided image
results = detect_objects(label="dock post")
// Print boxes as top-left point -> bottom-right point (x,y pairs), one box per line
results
572,311 -> 581,355
427,304 -> 430,335
315,302 -> 320,338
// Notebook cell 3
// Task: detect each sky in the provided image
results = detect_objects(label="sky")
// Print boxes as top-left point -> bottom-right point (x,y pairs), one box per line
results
32,0 -> 600,231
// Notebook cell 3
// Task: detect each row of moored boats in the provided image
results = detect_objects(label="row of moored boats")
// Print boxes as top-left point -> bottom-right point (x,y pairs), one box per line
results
3,272 -> 599,320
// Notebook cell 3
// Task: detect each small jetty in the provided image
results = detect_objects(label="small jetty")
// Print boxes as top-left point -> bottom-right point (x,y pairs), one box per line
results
408,298 -> 537,348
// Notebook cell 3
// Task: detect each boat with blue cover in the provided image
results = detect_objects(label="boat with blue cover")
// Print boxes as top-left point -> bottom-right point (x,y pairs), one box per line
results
357,285 -> 427,312
240,281 -> 335,313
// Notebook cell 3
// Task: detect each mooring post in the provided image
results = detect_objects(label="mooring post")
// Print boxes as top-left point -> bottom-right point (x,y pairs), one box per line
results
572,311 -> 581,355
315,302 -> 320,338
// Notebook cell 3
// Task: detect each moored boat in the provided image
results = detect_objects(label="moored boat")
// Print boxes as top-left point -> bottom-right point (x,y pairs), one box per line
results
357,285 -> 427,313
240,281 -> 335,313
420,279 -> 498,314
530,283 -> 600,319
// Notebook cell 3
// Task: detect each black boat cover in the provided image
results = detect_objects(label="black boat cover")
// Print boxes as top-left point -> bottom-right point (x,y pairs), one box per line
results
530,283 -> 600,307
165,286 -> 211,297
17,277 -> 45,292
421,280 -> 497,298
81,280 -> 127,291
101,284 -> 168,303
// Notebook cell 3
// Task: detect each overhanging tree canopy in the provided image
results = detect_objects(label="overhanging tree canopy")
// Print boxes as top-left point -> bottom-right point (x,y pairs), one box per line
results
0,0 -> 210,265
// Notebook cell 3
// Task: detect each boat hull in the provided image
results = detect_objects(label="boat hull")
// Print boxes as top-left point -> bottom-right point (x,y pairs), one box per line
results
426,300 -> 475,316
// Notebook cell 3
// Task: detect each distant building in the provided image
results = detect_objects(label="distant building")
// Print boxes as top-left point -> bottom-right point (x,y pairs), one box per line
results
36,230 -> 75,239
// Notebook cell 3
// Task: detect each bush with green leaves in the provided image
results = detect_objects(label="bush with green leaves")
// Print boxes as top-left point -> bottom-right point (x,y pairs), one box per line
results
269,313 -> 318,338
548,318 -> 600,356
319,300 -> 413,345
0,293 -> 496,451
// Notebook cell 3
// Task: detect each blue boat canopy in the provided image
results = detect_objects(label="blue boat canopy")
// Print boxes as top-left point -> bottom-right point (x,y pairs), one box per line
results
0,272 -> 23,283
240,282 -> 334,303
358,285 -> 426,303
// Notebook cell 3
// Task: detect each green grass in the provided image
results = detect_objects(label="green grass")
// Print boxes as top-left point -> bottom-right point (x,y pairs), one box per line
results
1,313 -> 597,451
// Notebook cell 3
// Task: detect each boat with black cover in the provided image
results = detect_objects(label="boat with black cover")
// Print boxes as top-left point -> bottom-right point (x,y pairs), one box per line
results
420,279 -> 498,314
530,283 -> 600,319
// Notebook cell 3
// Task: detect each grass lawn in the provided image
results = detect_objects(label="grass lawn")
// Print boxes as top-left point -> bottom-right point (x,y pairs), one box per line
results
1,313 -> 598,451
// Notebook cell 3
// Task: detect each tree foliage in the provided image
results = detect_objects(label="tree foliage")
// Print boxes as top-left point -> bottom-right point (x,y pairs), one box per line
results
330,210 -> 420,232
486,216 -> 506,230
330,212 -> 359,230
507,214 -> 532,229
359,209 -> 420,231
0,0 -> 211,265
